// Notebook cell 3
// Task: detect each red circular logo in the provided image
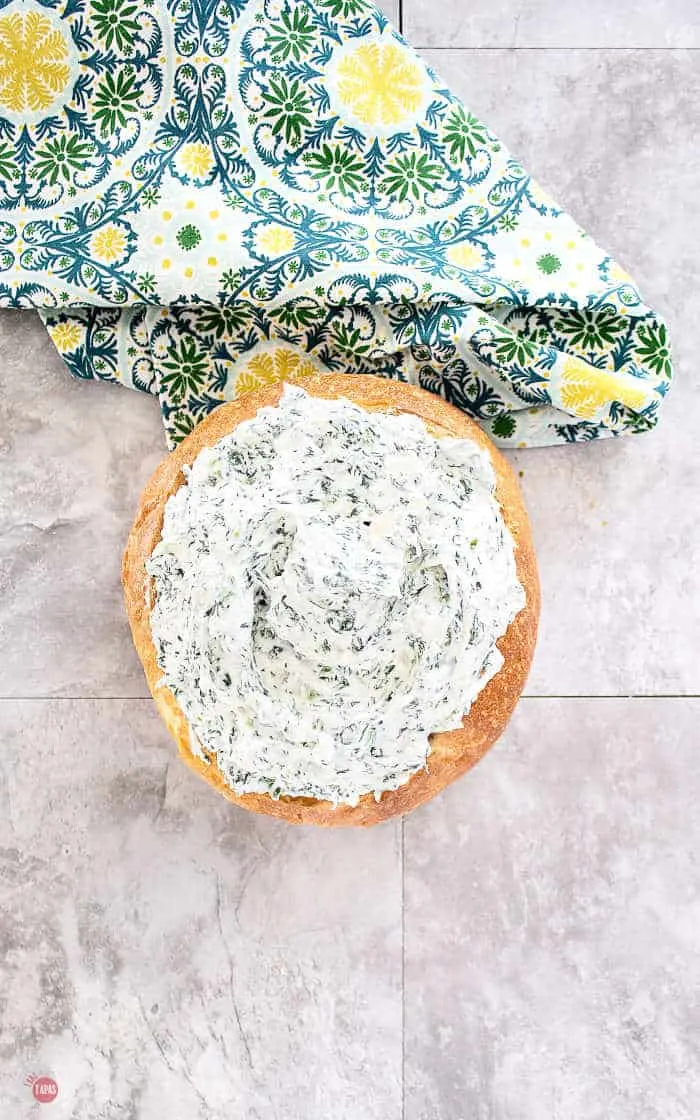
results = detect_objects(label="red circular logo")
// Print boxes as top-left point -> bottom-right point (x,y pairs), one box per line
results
31,1077 -> 58,1103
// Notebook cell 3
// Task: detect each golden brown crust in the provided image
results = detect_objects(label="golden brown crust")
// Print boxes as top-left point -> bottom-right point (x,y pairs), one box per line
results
123,375 -> 540,826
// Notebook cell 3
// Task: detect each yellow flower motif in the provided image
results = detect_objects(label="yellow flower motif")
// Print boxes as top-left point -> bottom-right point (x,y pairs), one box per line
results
559,356 -> 649,420
235,348 -> 316,396
336,43 -> 423,128
446,242 -> 484,271
49,321 -> 82,353
176,142 -> 214,181
90,223 -> 128,263
0,10 -> 70,114
254,224 -> 297,257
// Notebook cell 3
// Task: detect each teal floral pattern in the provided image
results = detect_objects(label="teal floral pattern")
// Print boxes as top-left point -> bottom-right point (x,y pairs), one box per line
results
0,0 -> 670,447
0,0 -> 168,212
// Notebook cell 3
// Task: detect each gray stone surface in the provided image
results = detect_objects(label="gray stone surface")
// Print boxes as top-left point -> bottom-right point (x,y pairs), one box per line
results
0,16 -> 698,1120
408,0 -> 699,47
0,700 -> 402,1119
0,313 -> 162,699
404,698 -> 700,1120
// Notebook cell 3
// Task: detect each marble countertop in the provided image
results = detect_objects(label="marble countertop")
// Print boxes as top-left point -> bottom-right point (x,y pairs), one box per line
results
1,4 -> 698,1117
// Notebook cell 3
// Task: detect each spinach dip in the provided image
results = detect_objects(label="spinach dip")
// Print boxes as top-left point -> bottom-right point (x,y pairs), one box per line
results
147,386 -> 525,806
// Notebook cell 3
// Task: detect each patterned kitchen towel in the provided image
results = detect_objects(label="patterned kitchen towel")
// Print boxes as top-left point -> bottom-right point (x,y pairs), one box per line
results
0,0 -> 672,447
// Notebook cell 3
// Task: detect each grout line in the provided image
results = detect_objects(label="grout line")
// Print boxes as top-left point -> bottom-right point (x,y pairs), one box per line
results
413,45 -> 700,51
0,696 -> 153,702
401,812 -> 406,1120
521,694 -> 700,700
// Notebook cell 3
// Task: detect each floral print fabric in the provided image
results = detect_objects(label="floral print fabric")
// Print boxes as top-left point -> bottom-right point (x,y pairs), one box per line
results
0,0 -> 671,447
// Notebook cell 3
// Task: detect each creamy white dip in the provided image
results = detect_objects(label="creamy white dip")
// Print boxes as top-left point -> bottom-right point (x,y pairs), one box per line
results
147,385 -> 525,806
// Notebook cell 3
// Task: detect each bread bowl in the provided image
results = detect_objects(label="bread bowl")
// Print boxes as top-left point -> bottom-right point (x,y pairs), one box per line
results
123,374 -> 539,826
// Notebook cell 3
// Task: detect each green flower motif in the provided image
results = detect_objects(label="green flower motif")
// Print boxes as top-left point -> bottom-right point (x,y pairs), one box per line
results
558,308 -> 625,350
138,272 -> 157,294
141,186 -> 160,208
93,70 -> 142,137
197,304 -> 253,338
172,412 -> 196,443
494,333 -> 538,367
92,0 -> 140,52
443,106 -> 488,163
537,253 -> 561,275
176,223 -> 202,251
0,141 -> 18,181
262,76 -> 312,146
380,153 -> 442,202
161,338 -> 209,403
318,0 -> 370,15
491,412 -> 517,439
33,136 -> 95,186
498,213 -> 519,232
274,301 -> 326,330
634,320 -> 672,378
220,268 -> 241,293
267,7 -> 315,62
331,322 -> 372,359
305,144 -> 366,196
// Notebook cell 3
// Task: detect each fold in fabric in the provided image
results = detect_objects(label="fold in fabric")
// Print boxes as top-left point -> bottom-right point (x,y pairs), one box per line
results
0,0 -> 671,446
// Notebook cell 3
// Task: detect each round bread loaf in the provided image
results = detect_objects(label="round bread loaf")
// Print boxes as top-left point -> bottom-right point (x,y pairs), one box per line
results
123,374 -> 540,826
